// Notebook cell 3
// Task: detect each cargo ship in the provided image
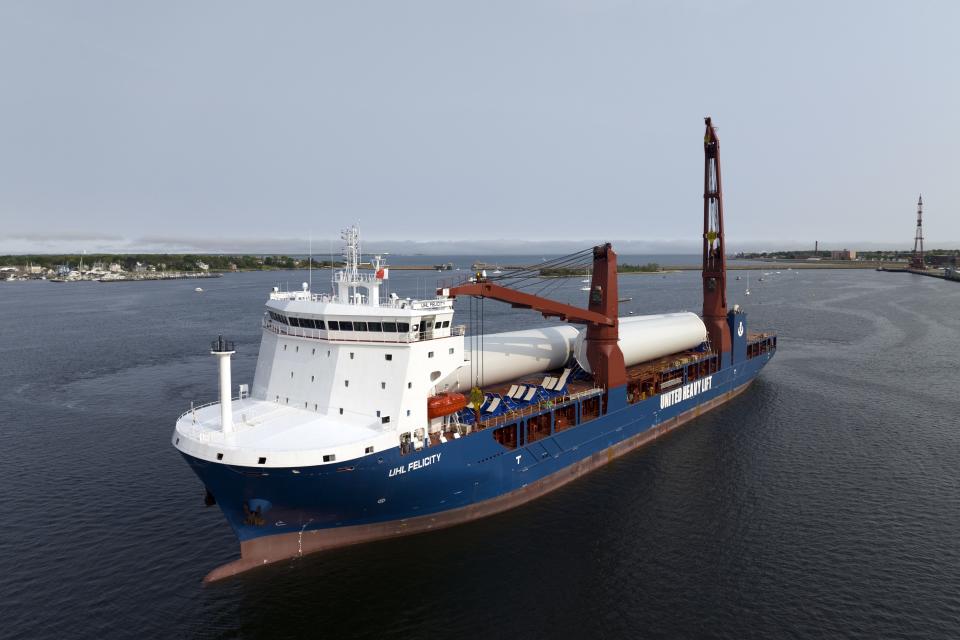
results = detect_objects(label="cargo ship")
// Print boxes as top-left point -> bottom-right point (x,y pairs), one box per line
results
173,118 -> 777,582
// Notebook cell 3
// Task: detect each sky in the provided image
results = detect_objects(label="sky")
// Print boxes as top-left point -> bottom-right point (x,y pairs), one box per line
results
1,0 -> 958,255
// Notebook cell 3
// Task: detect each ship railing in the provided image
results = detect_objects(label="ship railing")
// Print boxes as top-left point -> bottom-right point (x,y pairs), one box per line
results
262,318 -> 465,342
476,387 -> 603,430
176,394 -> 245,425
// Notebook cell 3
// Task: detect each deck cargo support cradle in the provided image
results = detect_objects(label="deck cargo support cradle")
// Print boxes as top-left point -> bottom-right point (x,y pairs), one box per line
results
172,117 -> 777,581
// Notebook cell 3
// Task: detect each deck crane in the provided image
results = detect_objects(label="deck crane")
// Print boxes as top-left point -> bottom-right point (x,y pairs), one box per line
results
439,243 -> 627,392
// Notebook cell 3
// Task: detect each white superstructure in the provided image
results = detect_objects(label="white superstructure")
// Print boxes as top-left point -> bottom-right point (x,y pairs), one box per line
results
174,226 -> 465,468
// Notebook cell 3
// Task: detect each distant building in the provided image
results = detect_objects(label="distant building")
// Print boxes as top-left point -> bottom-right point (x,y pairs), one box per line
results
830,249 -> 856,260
926,254 -> 958,267
196,261 -> 209,271
28,265 -> 42,274
228,262 -> 238,272
109,263 -> 122,273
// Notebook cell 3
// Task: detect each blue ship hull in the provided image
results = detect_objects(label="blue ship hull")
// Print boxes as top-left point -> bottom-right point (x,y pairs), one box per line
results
184,333 -> 775,581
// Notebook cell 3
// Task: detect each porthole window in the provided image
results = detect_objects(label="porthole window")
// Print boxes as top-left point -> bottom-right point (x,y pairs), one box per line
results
406,409 -> 411,416
216,453 -> 223,460
365,446 -> 374,454
408,382 -> 412,389
311,375 -> 315,382
381,416 -> 390,424
258,457 -> 267,465
428,351 -> 434,358
345,380 -> 349,387
295,346 -> 299,353
339,408 -> 344,415
385,354 -> 393,361
312,348 -> 316,355
449,348 -> 455,354
381,382 -> 386,389
290,371 -> 294,378
350,352 -> 355,360
284,344 -> 287,351
323,454 -> 336,463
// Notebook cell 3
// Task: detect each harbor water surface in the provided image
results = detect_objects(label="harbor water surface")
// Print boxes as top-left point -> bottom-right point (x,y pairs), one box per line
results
2,263 -> 959,638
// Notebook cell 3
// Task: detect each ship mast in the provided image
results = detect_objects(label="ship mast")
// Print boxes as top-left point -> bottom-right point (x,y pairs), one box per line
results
702,117 -> 732,362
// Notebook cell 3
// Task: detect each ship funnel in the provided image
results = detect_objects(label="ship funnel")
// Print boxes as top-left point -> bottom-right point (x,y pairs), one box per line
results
211,335 -> 236,433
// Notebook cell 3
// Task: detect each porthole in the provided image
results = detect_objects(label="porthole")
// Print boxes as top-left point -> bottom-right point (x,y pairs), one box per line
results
311,375 -> 315,382
385,354 -> 393,361
323,454 -> 336,463
381,382 -> 386,389
216,453 -> 223,460
258,457 -> 267,465
365,446 -> 374,454
344,380 -> 349,387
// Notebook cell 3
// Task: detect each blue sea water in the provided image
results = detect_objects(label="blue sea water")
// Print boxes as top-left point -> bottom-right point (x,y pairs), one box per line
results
1,265 -> 958,639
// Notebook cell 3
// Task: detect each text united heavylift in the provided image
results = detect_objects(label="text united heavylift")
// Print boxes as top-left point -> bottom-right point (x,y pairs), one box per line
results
173,118 -> 777,581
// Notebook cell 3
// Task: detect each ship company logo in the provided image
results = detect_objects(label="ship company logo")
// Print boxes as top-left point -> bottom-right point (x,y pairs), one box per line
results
659,375 -> 713,410
737,321 -> 744,337
389,452 -> 441,477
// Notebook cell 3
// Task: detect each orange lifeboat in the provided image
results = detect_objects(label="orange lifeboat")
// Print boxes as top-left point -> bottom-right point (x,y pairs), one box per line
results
427,392 -> 468,419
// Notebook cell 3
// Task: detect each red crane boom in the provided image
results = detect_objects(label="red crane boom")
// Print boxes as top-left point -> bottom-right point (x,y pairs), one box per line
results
441,243 -> 627,390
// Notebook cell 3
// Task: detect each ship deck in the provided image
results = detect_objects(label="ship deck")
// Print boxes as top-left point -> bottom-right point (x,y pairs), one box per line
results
425,330 -> 777,447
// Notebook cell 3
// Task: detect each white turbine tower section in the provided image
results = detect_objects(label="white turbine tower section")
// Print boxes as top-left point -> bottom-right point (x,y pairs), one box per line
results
443,313 -> 707,389
443,326 -> 580,390
573,313 -> 707,373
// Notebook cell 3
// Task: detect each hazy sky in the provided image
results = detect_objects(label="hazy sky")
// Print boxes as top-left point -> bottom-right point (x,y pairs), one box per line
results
1,1 -> 958,254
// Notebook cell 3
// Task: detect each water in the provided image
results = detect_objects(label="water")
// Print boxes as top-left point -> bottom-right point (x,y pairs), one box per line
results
2,266 -> 959,639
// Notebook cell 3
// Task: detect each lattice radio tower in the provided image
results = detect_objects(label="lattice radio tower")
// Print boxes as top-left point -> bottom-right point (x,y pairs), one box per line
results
910,194 -> 924,270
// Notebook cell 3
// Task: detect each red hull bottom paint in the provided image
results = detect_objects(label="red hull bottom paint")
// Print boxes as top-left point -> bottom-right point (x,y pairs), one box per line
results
204,380 -> 755,583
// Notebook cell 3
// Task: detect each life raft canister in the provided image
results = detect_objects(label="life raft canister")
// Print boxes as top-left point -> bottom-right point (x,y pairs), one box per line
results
427,392 -> 468,419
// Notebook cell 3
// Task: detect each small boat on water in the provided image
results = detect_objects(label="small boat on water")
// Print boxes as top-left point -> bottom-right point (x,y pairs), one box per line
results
195,287 -> 204,292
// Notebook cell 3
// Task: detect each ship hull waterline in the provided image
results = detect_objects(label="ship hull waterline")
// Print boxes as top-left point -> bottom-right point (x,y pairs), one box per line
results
198,371 -> 762,583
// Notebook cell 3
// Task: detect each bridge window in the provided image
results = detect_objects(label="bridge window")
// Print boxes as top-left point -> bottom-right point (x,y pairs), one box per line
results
339,321 -> 354,331
398,323 -> 410,332
327,320 -> 340,330
316,320 -> 325,330
354,321 -> 367,331
383,322 -> 397,332
368,322 -> 382,331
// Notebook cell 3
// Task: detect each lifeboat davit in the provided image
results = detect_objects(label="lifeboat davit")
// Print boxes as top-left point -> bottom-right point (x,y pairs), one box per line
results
427,392 -> 468,419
